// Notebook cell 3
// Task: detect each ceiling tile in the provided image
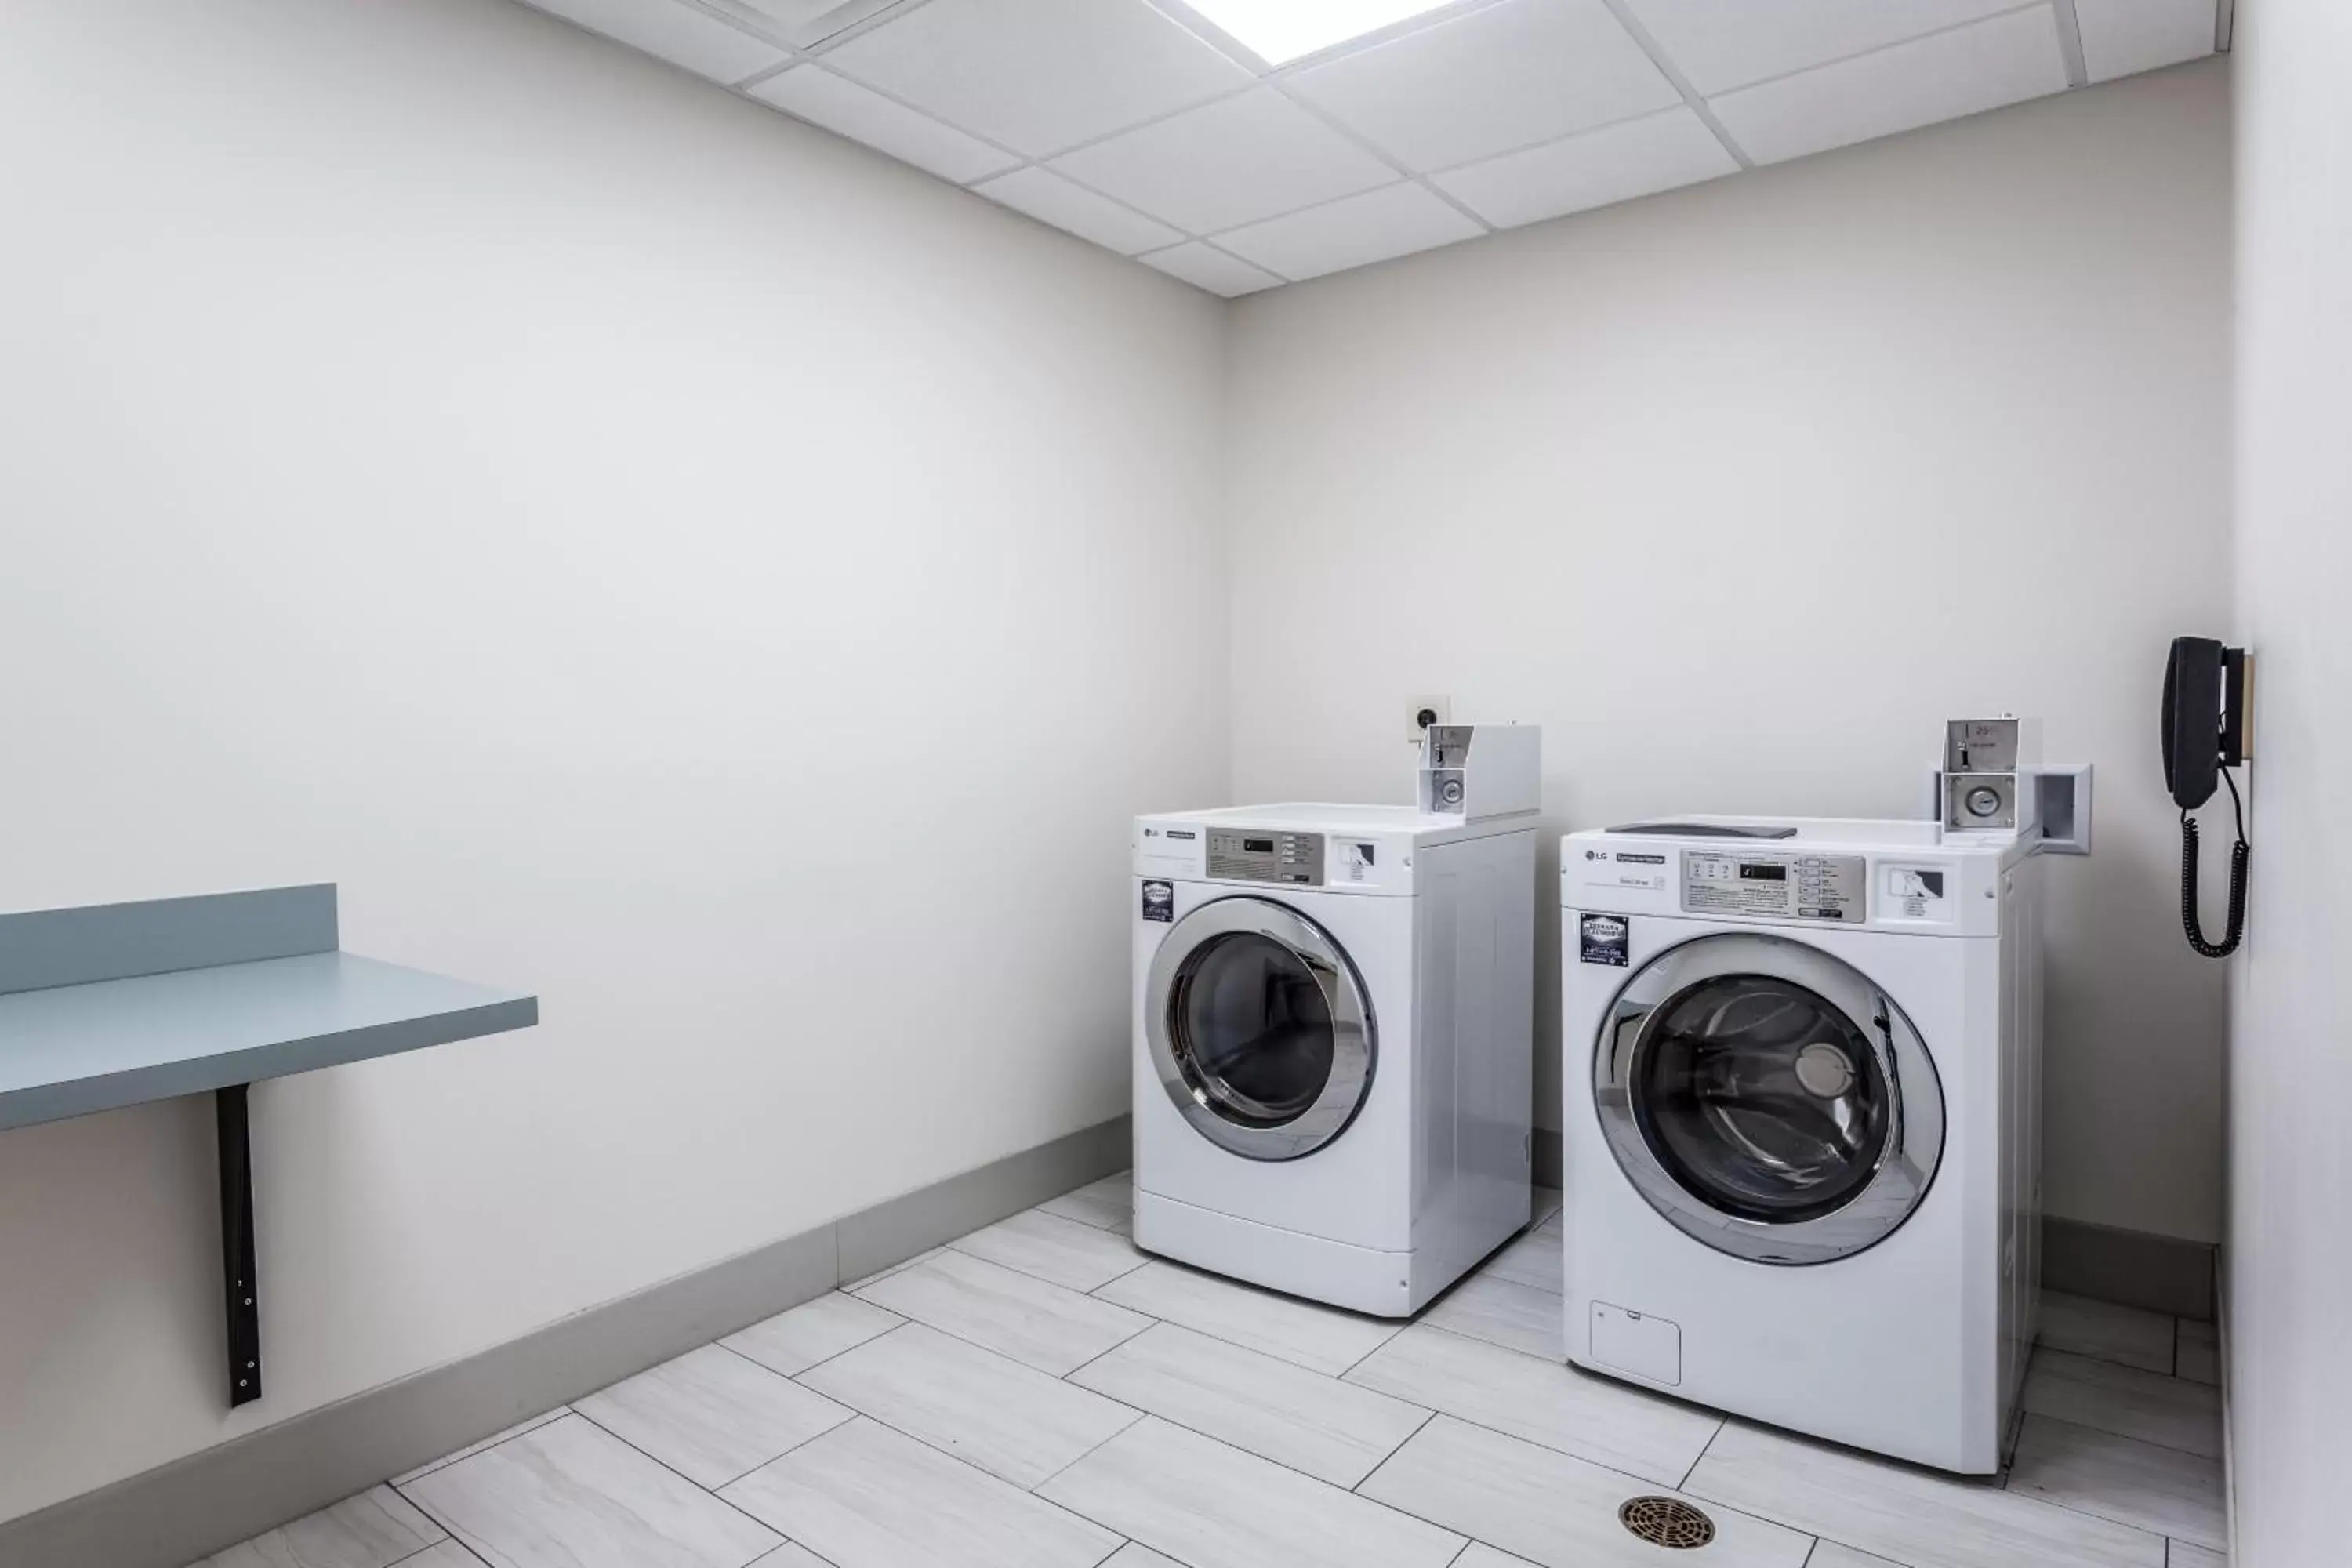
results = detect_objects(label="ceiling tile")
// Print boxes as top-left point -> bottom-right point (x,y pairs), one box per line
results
819,0 -> 1255,158
1286,0 -> 1679,172
751,66 -> 1019,183
522,0 -> 786,84
1434,107 -> 1737,228
1620,0 -> 2023,95
1137,242 -> 1283,296
1709,6 -> 2070,166
1048,89 -> 1397,235
706,0 -> 898,48
2074,0 -> 2217,83
975,169 -> 1185,255
1213,183 -> 1483,281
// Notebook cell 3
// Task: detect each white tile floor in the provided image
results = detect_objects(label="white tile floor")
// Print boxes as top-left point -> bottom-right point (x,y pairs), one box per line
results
193,1176 -> 2228,1568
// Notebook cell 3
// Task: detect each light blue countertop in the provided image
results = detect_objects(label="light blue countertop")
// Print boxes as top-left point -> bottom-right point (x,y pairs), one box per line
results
0,949 -> 537,1133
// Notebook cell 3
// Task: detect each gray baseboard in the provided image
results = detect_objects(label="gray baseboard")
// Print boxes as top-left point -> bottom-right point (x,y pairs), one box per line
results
2043,1214 -> 2217,1321
0,1114 -> 1131,1568
837,1120 -> 1127,1283
1536,1127 -> 2211,1321
1533,1125 -> 1563,1190
2214,1245 -> 2234,1556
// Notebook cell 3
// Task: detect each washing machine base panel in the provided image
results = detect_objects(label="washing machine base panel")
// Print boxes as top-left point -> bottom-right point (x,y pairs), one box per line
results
1563,1334 -> 2005,1475
1133,1189 -> 1508,1319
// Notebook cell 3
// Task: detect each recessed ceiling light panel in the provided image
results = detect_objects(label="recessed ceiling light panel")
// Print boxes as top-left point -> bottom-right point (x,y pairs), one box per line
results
1179,0 -> 1460,66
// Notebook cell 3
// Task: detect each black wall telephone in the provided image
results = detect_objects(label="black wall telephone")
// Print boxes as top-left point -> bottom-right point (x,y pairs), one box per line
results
2161,636 -> 2250,957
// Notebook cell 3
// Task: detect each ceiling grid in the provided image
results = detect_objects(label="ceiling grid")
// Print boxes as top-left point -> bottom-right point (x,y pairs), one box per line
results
2050,0 -> 2093,86
1593,0 -> 1759,170
517,0 -> 2230,295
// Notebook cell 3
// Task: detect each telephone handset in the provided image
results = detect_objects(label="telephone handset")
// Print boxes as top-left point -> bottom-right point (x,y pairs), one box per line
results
2161,636 -> 2250,957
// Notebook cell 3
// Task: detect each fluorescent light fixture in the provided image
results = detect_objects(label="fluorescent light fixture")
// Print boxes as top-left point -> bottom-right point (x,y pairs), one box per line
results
1181,0 -> 1460,65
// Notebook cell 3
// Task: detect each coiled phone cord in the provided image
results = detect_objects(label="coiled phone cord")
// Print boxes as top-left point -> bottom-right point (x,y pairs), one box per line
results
2180,767 -> 2250,958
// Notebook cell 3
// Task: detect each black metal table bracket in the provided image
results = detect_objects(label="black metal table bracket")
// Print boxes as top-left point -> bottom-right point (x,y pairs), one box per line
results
0,885 -> 535,1411
216,1084 -> 262,1406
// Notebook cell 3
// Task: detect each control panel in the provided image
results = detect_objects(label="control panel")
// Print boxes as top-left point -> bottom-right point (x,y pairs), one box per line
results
1682,851 -> 1865,923
1207,829 -> 1324,887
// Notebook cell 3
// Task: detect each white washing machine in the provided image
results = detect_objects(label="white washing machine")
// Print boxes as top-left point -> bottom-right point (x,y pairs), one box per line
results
1561,815 -> 2047,1474
1131,726 -> 1540,1316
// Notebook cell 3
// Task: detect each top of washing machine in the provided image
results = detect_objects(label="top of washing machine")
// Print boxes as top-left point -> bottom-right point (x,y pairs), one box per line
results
1584,813 -> 2024,850
1142,800 -> 1524,839
1140,723 -> 1543,893
1564,814 -> 2034,938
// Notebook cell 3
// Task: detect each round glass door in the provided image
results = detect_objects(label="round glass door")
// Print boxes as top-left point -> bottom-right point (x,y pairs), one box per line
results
1595,933 -> 1942,1265
1145,898 -> 1375,1161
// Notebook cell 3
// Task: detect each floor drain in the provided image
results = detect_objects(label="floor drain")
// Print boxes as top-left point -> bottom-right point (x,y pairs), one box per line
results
1617,1495 -> 1717,1549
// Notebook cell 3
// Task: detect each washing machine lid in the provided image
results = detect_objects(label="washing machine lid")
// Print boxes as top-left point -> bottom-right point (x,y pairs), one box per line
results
1595,931 -> 1944,1265
1145,895 -> 1376,1162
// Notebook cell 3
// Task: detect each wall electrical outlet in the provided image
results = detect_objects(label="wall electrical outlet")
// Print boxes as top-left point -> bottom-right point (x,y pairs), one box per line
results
1407,694 -> 1451,744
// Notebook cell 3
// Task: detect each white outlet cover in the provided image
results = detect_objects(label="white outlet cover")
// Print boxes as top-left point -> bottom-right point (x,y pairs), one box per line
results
1407,693 -> 1451,743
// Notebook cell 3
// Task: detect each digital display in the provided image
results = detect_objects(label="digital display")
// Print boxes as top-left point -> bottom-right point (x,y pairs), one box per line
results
1738,862 -> 1788,882
1243,837 -> 1276,854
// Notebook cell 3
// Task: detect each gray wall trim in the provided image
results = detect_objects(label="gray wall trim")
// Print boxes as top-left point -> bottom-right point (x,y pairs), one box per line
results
2214,1244 -> 2234,1555
1539,1127 -> 2211,1321
2044,1214 -> 2217,1321
1533,1125 -> 1563,1191
837,1113 -> 1133,1283
0,1112 -> 1132,1568
0,884 -> 337,996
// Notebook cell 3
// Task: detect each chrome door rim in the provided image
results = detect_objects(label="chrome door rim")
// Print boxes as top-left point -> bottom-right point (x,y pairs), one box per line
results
1145,895 -> 1376,1162
1594,932 -> 1944,1265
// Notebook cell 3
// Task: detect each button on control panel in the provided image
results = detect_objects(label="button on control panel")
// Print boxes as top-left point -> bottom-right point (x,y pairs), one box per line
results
1682,851 -> 1865,922
1207,829 -> 1325,886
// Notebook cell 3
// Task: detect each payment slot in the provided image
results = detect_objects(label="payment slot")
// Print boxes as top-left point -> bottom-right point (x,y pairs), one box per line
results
1933,715 -> 2093,856
1416,724 -> 1542,822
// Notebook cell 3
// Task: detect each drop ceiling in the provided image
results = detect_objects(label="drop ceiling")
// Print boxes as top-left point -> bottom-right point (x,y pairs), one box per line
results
517,0 -> 2230,295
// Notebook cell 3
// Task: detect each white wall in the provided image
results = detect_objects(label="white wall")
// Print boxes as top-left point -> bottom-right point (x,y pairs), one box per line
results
1224,62 -> 2234,1245
0,0 -> 1225,1524
2227,2 -> 2352,1561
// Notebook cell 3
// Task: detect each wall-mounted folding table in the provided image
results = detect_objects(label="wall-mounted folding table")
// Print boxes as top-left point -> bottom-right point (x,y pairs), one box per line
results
0,885 -> 537,1406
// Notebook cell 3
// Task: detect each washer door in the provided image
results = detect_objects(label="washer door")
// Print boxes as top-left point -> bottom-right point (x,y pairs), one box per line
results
1145,896 -> 1376,1162
1595,931 -> 1944,1265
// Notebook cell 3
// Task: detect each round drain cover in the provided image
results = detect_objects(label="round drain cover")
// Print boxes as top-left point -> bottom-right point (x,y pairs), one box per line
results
1617,1496 -> 1718,1549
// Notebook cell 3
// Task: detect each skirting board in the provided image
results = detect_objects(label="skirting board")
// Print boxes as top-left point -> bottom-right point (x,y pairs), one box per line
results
2211,1241 -> 2230,1561
2216,1245 -> 2235,1560
2044,1214 -> 2218,1321
1533,1123 -> 1564,1190
0,1114 -> 1132,1568
1532,1128 -> 2217,1321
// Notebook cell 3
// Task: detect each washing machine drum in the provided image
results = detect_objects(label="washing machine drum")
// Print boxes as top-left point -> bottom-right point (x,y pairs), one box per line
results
1145,896 -> 1375,1162
1596,932 -> 1944,1265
